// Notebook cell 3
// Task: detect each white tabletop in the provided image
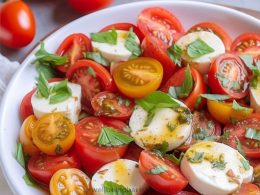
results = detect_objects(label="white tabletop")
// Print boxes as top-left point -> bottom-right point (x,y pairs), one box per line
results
0,0 -> 259,194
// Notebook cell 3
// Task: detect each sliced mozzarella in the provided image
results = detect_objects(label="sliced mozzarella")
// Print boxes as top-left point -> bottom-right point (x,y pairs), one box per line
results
31,82 -> 81,123
91,159 -> 148,195
92,30 -> 140,63
176,31 -> 225,74
250,83 -> 260,113
181,141 -> 253,195
129,101 -> 192,151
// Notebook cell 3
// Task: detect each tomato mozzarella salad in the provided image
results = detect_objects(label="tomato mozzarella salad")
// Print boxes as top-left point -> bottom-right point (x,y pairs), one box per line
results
17,7 -> 260,195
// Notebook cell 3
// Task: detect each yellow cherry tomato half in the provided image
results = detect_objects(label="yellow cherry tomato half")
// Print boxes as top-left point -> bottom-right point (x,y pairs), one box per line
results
112,57 -> 163,98
19,115 -> 40,156
32,113 -> 75,155
207,100 -> 253,124
50,168 -> 91,195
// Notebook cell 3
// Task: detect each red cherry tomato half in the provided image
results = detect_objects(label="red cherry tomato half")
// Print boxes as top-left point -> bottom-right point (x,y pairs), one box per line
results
139,150 -> 188,194
161,66 -> 207,110
137,7 -> 184,46
208,53 -> 249,99
67,0 -> 112,14
0,0 -> 35,48
56,33 -> 92,73
27,150 -> 81,185
223,114 -> 260,159
100,22 -> 145,42
74,117 -> 129,175
66,60 -> 115,113
231,32 -> 260,52
187,22 -> 232,51
91,91 -> 134,120
234,183 -> 260,195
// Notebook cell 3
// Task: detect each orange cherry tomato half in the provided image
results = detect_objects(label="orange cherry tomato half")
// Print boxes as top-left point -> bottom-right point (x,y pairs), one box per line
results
32,113 -> 75,155
208,53 -> 249,99
231,32 -> 260,52
112,57 -> 163,98
0,0 -> 35,48
161,66 -> 207,110
50,168 -> 91,195
56,33 -> 92,73
19,115 -> 40,156
233,183 -> 260,195
187,22 -> 232,51
139,150 -> 188,194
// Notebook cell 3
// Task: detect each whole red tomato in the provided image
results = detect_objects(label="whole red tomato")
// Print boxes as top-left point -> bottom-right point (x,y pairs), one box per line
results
0,0 -> 35,48
68,0 -> 113,14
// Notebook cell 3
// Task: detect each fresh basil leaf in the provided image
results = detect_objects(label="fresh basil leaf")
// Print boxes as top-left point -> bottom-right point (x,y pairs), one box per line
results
144,110 -> 155,127
97,127 -> 134,147
221,131 -> 230,143
36,72 -> 50,98
187,151 -> 204,163
36,64 -> 56,80
193,128 -> 216,141
155,141 -> 169,155
87,67 -> 96,77
103,181 -> 132,195
168,86 -> 178,99
200,94 -> 230,101
232,100 -> 250,111
91,29 -> 117,45
217,73 -> 230,88
211,154 -> 226,170
146,165 -> 168,175
49,92 -> 71,104
123,126 -> 132,133
84,52 -> 109,67
125,28 -> 142,57
239,55 -> 255,70
23,173 -> 37,187
165,153 -> 184,166
16,142 -> 25,168
167,44 -> 182,67
245,128 -> 260,141
187,38 -> 215,59
240,158 -> 250,171
33,42 -> 67,66
235,137 -> 246,157
194,96 -> 202,110
251,68 -> 260,89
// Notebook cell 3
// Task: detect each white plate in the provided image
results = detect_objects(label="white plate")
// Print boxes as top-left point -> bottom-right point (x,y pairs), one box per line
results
0,1 -> 260,195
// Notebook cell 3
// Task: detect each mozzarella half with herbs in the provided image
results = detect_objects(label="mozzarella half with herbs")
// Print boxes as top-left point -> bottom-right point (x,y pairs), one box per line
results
180,141 -> 253,195
176,31 -> 225,74
250,83 -> 260,113
91,159 -> 148,195
129,102 -> 192,151
31,82 -> 81,123
92,30 -> 140,63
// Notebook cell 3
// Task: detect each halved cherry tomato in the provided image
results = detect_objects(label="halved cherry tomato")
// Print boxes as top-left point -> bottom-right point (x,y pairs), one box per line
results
27,150 -> 81,185
207,100 -> 253,124
91,91 -> 134,120
112,57 -> 163,98
50,168 -> 91,195
67,60 -> 114,112
161,66 -> 207,110
142,35 -> 177,83
100,22 -> 144,42
231,32 -> 260,52
208,53 -> 249,99
187,22 -> 232,51
32,113 -> 75,155
74,117 -> 129,175
240,46 -> 260,65
177,111 -> 222,151
233,183 -> 260,195
68,0 -> 112,14
19,115 -> 40,156
139,150 -> 188,194
56,33 -> 92,73
144,189 -> 199,195
0,0 -> 35,48
137,7 -> 184,46
223,114 -> 260,158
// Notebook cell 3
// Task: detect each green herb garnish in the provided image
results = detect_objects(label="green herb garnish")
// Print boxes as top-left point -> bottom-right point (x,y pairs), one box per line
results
125,28 -> 142,57
167,44 -> 183,67
187,38 -> 214,59
200,94 -> 230,101
91,29 -> 117,45
146,165 -> 168,175
245,128 -> 260,141
84,52 -> 109,67
103,181 -> 132,195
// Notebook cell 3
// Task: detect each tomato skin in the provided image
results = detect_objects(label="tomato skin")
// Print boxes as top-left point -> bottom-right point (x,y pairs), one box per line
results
56,33 -> 92,73
223,114 -> 260,158
233,183 -> 260,195
91,91 -> 134,120
139,150 -> 188,194
187,22 -> 232,51
19,89 -> 36,121
100,23 -> 144,42
74,117 -> 128,175
231,32 -> 260,52
67,60 -> 115,112
67,0 -> 112,14
208,53 -> 249,99
27,150 -> 81,185
0,0 -> 35,48
138,7 -> 184,46
161,66 -> 207,110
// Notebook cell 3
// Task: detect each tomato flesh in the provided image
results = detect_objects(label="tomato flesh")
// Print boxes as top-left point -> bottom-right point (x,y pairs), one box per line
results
231,32 -> 260,52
